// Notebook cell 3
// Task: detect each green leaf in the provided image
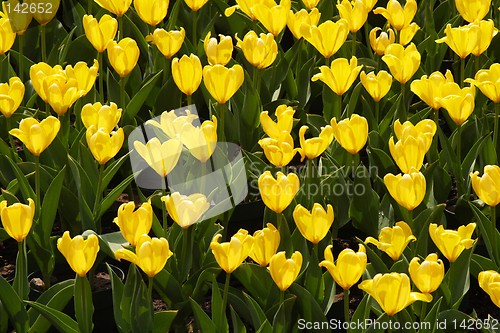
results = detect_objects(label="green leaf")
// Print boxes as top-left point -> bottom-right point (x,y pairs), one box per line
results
122,71 -> 163,124
289,284 -> 327,324
107,264 -> 128,333
349,165 -> 380,236
25,301 -> 79,333
470,254 -> 497,279
419,297 -> 442,333
0,276 -> 29,333
233,263 -> 273,306
189,297 -> 217,333
102,153 -> 130,190
271,295 -> 296,333
212,277 -> 228,333
40,166 -> 66,241
152,311 -> 177,333
74,276 -> 93,333
121,264 -> 139,330
304,250 -> 324,304
98,231 -> 128,259
97,174 -> 135,220
470,204 -> 500,266
350,294 -> 370,333
4,155 -> 35,202
229,306 -> 247,333
414,204 -> 446,258
446,246 -> 474,309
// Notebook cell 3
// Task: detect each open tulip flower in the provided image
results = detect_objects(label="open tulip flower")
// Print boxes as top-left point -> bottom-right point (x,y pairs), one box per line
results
81,102 -> 122,133
57,231 -> 100,277
94,0 -> 132,17
369,27 -> 395,56
409,253 -> 445,294
258,171 -> 300,214
162,192 -> 210,229
437,83 -> 476,126
330,114 -> 369,154
301,19 -> 350,59
65,60 -> 99,97
179,115 -> 218,162
269,251 -> 302,291
337,0 -> 369,33
471,20 -> 498,56
287,8 -> 320,40
0,198 -> 35,242
365,221 -> 416,260
146,28 -> 185,59
360,70 -> 393,102
293,203 -> 334,244
319,244 -> 367,290
9,116 -> 60,156
435,24 -> 480,59
429,223 -> 476,262
298,125 -> 334,161
250,223 -> 280,266
134,137 -> 183,177
373,0 -> 417,31
134,0 -> 169,26
470,165 -> 500,206
389,134 -> 427,173
466,63 -> 500,103
0,76 -> 24,118
146,108 -> 198,138
410,70 -> 455,110
258,132 -> 300,167
40,76 -> 81,116
224,0 -> 276,20
382,43 -> 421,84
384,169 -> 426,211
115,235 -> 173,277
86,125 -> 124,165
114,201 -> 153,246
312,56 -> 363,96
82,14 -> 118,53
236,31 -> 278,69
358,273 -> 432,316
107,38 -> 140,77
202,64 -> 244,104
399,22 -> 420,45
204,32 -> 233,66
251,0 -> 291,36
394,119 -> 436,152
478,270 -> 500,308
455,0 -> 491,23
260,105 -> 295,138
210,230 -> 254,273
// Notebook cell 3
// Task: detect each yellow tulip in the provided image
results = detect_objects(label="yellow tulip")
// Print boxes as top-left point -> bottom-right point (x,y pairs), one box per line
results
57,231 -> 99,277
27,0 -> 59,26
384,169 -> 426,211
319,244 -> 367,290
179,115 -> 218,162
373,0 -> 417,31
358,273 -> 432,316
330,114 -> 368,154
435,24 -> 480,59
429,223 -> 476,262
107,38 -> 140,77
286,8 -> 320,40
365,221 -> 416,260
478,270 -> 500,308
465,63 -> 500,103
301,0 -> 320,9
81,102 -> 122,133
399,22 -> 420,46
394,119 -> 436,152
298,125 -> 334,161
301,19 -> 350,58
0,198 -> 34,242
115,235 -> 173,277
3,0 -> 32,34
134,137 -> 183,176
146,108 -> 198,138
260,105 -> 295,138
94,0 -> 132,16
134,0 -> 168,26
9,116 -> 60,156
113,201 -> 153,246
410,70 -> 455,110
224,0 -> 276,20
437,83 -> 476,126
83,14 -> 118,53
409,253 -> 444,294
369,27 -> 395,56
252,0 -> 291,36
360,70 -> 393,102
204,32 -> 233,66
210,230 -> 254,273
0,16 -> 15,54
337,0 -> 369,33
470,165 -> 500,206
258,171 -> 300,214
236,31 -> 278,69
86,126 -> 124,165
382,43 -> 421,84
388,134 -> 427,173
0,77 -> 24,118
455,0 -> 491,23
312,56 -> 363,95
249,223 -> 280,266
65,60 -> 99,97
293,203 -> 334,244
269,251 -> 302,291
29,62 -> 65,102
162,192 -> 210,229
146,28 -> 185,59
203,64 -> 244,104
41,76 -> 80,116
184,0 -> 209,11
172,54 -> 202,96
258,132 -> 299,167
361,0 -> 378,10
472,20 -> 498,56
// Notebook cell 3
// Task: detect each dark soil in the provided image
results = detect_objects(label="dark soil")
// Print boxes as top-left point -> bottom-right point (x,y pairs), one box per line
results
0,238 -> 17,281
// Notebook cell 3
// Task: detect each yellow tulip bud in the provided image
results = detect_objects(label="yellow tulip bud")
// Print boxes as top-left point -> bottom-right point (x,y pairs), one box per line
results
224,0 -> 276,20
286,8 -> 320,40
57,231 -> 100,277
41,76 -> 80,116
107,38 -> 140,77
115,235 -> 173,277
293,203 -> 334,244
269,251 -> 302,291
373,0 -> 417,31
9,116 -> 60,156
83,14 -> 118,53
184,0 -> 209,11
470,165 -> 500,206
298,125 -> 334,161
236,31 -> 278,69
358,273 -> 432,316
330,114 -> 368,154
408,253 -> 444,294
26,0 -> 59,26
204,32 -> 233,66
394,119 -> 436,152
202,64 -> 244,104
3,0 -> 32,34
250,223 -> 280,266
29,62 -> 65,103
384,169 -> 426,211
252,0 -> 291,36
435,24 -> 480,59
455,0 -> 491,23
360,70 -> 392,102
134,0 -> 168,26
94,0 -> 131,17
113,201 -> 153,246
162,192 -> 210,229
0,17 -> 15,55
0,198 -> 34,242
365,221 -> 416,260
369,27 -> 395,56
260,105 -> 295,139
465,63 -> 500,103
172,54 -> 202,96
146,108 -> 198,138
134,137 -> 183,177
258,171 -> 300,214
258,132 -> 299,167
301,0 -> 320,9
146,28 -> 185,59
478,270 -> 500,308
471,20 -> 498,56
410,70 -> 455,110
65,60 -> 99,97
179,115 -> 218,162
337,0 -> 369,33
382,43 -> 421,84
429,223 -> 476,262
0,77 -> 24,118
301,19 -> 349,58
81,102 -> 122,133
312,56 -> 363,95
210,229 -> 254,273
86,126 -> 124,165
319,244 -> 367,290
399,22 -> 420,46
437,84 -> 476,126
388,134 -> 427,173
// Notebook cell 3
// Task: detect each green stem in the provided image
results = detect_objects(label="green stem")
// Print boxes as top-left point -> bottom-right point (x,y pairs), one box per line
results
118,16 -> 123,39
364,24 -> 374,60
75,275 -> 93,333
186,94 -> 192,107
180,226 -> 192,279
279,290 -> 284,304
457,124 -> 462,163
14,240 -> 28,300
18,34 -> 24,81
420,302 -> 428,320
343,288 -> 350,323
162,190 -> 168,232
492,206 -> 497,230
6,117 -> 16,159
93,163 -> 104,232
253,67 -> 261,94
192,11 -> 198,46
97,52 -> 104,103
460,57 -> 465,88
336,93 -> 342,120
88,0 -> 92,13
351,32 -> 356,57
375,102 -> 380,125
40,25 -> 46,62
494,103 -> 500,151
217,102 -> 226,142
401,82 -> 407,120
475,55 -> 480,74
221,272 -> 231,315
35,156 -> 41,216
120,77 -> 126,117
306,158 -> 314,205
163,57 -> 171,86
325,56 -> 331,66
148,276 -> 154,297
